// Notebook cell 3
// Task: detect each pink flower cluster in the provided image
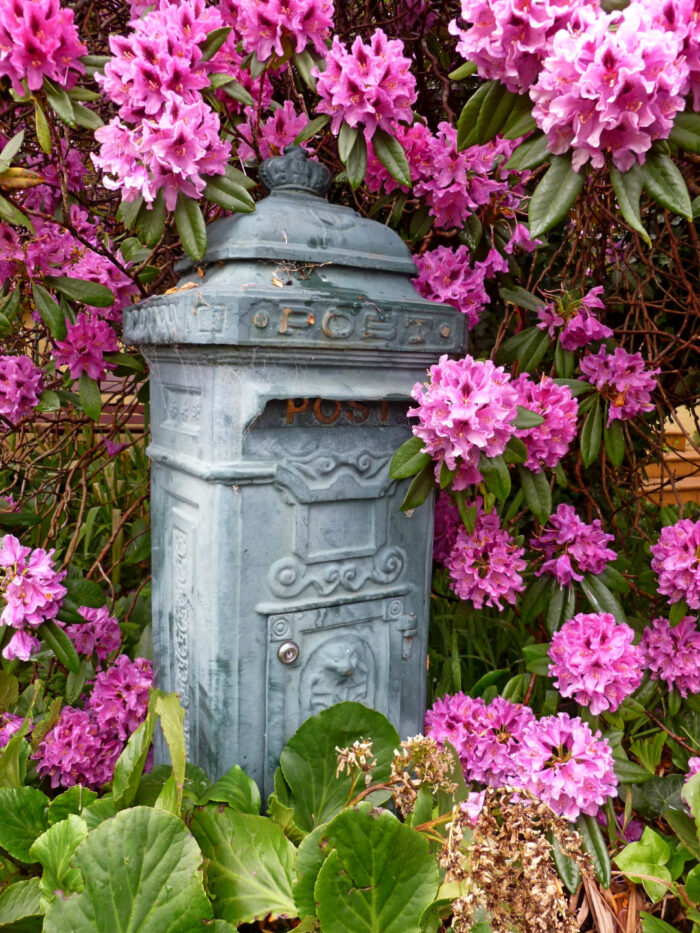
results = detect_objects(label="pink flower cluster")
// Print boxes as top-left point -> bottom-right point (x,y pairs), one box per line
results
532,503 -> 616,586
446,500 -> 527,610
0,355 -> 43,425
638,0 -> 700,110
688,757 -> 700,782
514,374 -> 578,472
433,492 -> 461,566
548,612 -> 644,714
94,0 -> 231,209
65,606 -> 121,665
530,4 -> 688,171
449,0 -> 598,93
53,313 -> 119,382
34,655 -> 152,789
650,519 -> 700,610
537,287 -> 613,351
238,101 -> 309,162
0,534 -> 66,661
408,354 -> 519,488
580,347 -> 658,425
0,0 -> 86,96
413,245 -> 507,330
0,712 -> 23,749
315,29 -> 416,141
640,616 -> 700,697
426,694 -> 617,820
237,0 -> 333,61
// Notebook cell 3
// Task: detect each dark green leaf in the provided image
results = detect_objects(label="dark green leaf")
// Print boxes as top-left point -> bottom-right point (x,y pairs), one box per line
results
663,810 -> 700,861
669,112 -> 700,153
614,758 -> 654,785
0,192 -> 33,232
0,787 -> 49,862
514,406 -> 546,429
198,764 -> 260,813
174,192 -> 207,261
498,286 -> 544,312
338,123 -> 359,163
640,913 -> 684,933
45,276 -> 115,308
199,26 -> 232,61
294,49 -> 317,89
43,79 -> 75,127
669,599 -> 689,626
292,822 -> 331,917
78,373 -> 102,422
64,577 -> 105,609
604,418 -> 625,467
39,620 -> 81,674
400,462 -> 435,512
455,492 -> 477,533
71,102 -> 103,130
203,175 -> 256,213
462,214 -> 482,251
634,775 -> 684,817
447,61 -> 477,81
135,190 -> 166,248
502,96 -> 536,140
35,101 -> 51,154
517,329 -> 551,373
554,340 -> 575,379
550,834 -> 581,893
505,133 -> 550,171
522,643 -> 551,677
438,460 -> 457,489
642,150 -> 693,220
610,164 -> 651,246
32,283 -> 66,340
457,82 -> 494,150
552,377 -> 593,397
517,465 -> 551,525
597,565 -> 629,594
409,205 -> 433,241
372,128 -> 411,187
220,80 -> 255,107
545,585 -> 566,634
475,82 -> 518,145
293,115 -> 329,145
529,155 -> 585,239
117,196 -> 144,230
345,132 -> 367,190
0,131 -> 24,171
580,398 -> 602,468
503,436 -> 528,464
576,814 -> 611,887
390,436 -> 430,479
580,573 -> 626,623
479,454 -> 511,502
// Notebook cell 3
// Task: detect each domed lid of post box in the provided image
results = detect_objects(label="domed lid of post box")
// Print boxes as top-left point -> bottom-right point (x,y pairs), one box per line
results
180,146 -> 417,275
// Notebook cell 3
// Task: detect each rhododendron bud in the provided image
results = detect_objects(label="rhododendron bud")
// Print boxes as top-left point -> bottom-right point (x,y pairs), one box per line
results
548,612 -> 643,714
513,374 -> 578,472
315,29 -> 416,141
580,347 -> 658,424
0,355 -> 43,425
532,503 -> 616,586
650,520 -> 700,610
640,616 -> 700,696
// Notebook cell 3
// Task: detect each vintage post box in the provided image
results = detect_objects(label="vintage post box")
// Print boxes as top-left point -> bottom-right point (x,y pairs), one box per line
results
124,147 -> 466,795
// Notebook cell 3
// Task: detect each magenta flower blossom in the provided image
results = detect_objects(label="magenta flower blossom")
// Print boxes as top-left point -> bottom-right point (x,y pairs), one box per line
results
513,712 -> 617,820
532,503 -> 616,586
688,758 -> 700,782
315,29 -> 416,141
530,4 -> 688,171
446,502 -> 527,610
0,712 -> 23,749
640,616 -> 700,697
0,534 -> 66,660
513,374 -> 578,472
87,655 -> 152,741
237,0 -> 333,61
0,0 -> 86,96
433,492 -> 462,567
33,706 -> 123,790
636,0 -> 700,110
548,612 -> 644,714
650,519 -> 700,610
425,691 -> 487,759
408,354 -> 519,485
449,0 -> 598,93
53,313 -> 119,382
65,606 -> 121,665
238,101 -> 310,162
461,790 -> 487,826
536,287 -> 613,350
580,347 -> 658,425
0,355 -> 43,425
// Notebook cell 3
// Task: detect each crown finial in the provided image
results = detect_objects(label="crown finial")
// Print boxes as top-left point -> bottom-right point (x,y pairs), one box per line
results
258,145 -> 332,197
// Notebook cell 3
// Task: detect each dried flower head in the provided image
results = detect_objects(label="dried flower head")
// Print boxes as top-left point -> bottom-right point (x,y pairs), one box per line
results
390,734 -> 457,815
335,739 -> 376,777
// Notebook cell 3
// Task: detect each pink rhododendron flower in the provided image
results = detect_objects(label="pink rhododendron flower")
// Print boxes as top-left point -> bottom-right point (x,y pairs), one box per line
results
513,712 -> 617,820
53,313 -> 119,382
87,655 -> 152,741
433,492 -> 461,567
530,4 -> 688,171
408,354 -> 519,485
634,0 -> 700,110
0,712 -> 23,749
640,616 -> 700,697
33,706 -> 123,789
315,29 -> 416,141
65,606 -> 122,664
237,0 -> 333,61
0,355 -> 43,425
536,287 -> 613,350
449,0 -> 598,93
413,245 -> 492,330
548,612 -> 644,714
425,691 -> 487,758
513,374 -> 578,472
238,101 -> 310,162
532,503 -> 616,586
0,0 -> 86,96
687,757 -> 700,782
580,347 -> 658,425
650,520 -> 700,610
0,534 -> 66,660
446,501 -> 527,610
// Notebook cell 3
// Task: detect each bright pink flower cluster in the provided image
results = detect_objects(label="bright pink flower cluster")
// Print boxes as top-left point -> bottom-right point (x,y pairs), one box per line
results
537,287 -> 613,351
513,374 -> 578,472
548,612 -> 644,714
0,0 -> 86,96
580,347 -> 658,425
238,101 -> 309,162
408,354 -> 519,487
413,245 -> 506,329
513,712 -> 617,820
0,355 -> 43,425
530,4 -> 688,171
237,0 -> 333,61
53,313 -> 119,382
34,654 -> 152,789
640,616 -> 700,697
650,519 -> 700,610
94,0 -> 231,209
0,534 -> 66,661
637,0 -> 700,110
449,0 -> 598,93
433,492 -> 461,566
315,29 -> 416,141
688,757 -> 700,782
446,501 -> 527,610
0,712 -> 23,749
426,695 -> 617,819
532,503 -> 616,586
65,606 -> 121,665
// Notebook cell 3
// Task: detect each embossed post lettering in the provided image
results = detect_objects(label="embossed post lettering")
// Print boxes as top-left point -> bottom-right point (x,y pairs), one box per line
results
286,398 -> 310,423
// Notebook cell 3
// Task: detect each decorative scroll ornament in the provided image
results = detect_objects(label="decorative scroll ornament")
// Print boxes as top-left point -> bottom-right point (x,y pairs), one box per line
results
268,545 -> 406,598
